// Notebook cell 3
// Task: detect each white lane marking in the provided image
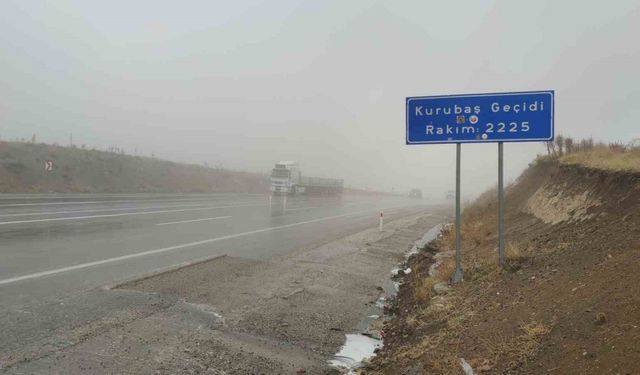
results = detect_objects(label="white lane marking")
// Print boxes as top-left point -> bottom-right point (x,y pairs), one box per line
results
0,206 -> 409,286
0,193 -> 265,200
0,200 -> 125,207
0,204 -> 267,225
0,196 -> 266,208
285,206 -> 319,211
0,201 -> 259,218
156,216 -> 232,226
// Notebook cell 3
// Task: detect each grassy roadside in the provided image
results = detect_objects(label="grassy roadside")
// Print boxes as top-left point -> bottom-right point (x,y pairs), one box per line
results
560,145 -> 640,172
369,158 -> 640,375
0,140 -> 269,193
545,137 -> 640,172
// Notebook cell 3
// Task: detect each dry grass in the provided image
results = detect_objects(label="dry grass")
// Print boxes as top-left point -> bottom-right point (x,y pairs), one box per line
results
375,160 -> 571,375
440,187 -> 498,252
505,242 -> 524,261
445,312 -> 468,330
0,140 -> 270,193
514,322 -> 551,363
394,292 -> 477,374
415,294 -> 459,325
595,312 -> 607,324
400,327 -> 451,362
480,322 -> 551,371
469,260 -> 502,282
427,355 -> 466,375
440,224 -> 455,251
413,277 -> 436,305
504,241 -> 528,270
410,259 -> 456,307
521,322 -> 550,338
560,145 -> 640,172
438,191 -> 504,282
435,258 -> 456,283
445,185 -> 499,251
405,314 -> 419,329
465,242 -> 529,280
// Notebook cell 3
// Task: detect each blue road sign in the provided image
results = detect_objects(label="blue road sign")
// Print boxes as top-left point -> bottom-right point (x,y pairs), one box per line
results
406,91 -> 554,144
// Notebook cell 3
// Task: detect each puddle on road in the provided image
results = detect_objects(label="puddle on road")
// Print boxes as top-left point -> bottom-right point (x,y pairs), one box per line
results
328,334 -> 383,371
329,223 -> 443,373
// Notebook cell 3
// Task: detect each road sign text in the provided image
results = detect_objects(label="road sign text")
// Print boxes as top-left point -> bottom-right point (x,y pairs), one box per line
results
406,91 -> 554,144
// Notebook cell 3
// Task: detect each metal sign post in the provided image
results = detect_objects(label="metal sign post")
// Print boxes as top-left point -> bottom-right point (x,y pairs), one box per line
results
452,143 -> 464,282
498,142 -> 505,266
406,91 -> 554,281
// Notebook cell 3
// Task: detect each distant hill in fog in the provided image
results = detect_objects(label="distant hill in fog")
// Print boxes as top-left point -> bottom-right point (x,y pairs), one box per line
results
0,141 -> 269,193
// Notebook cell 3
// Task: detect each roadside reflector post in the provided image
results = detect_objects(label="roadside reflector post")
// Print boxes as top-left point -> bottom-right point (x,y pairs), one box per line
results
498,142 -> 505,266
452,143 -> 464,283
379,211 -> 384,232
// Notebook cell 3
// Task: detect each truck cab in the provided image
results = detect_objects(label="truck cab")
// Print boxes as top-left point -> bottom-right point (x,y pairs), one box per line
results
270,161 -> 302,195
409,189 -> 423,199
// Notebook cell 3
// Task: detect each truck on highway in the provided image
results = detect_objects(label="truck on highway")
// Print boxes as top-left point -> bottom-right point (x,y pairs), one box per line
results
409,189 -> 423,199
270,161 -> 343,195
446,190 -> 455,201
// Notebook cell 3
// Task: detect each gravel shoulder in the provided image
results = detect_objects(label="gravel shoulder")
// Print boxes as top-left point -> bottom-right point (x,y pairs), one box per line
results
3,208 -> 447,374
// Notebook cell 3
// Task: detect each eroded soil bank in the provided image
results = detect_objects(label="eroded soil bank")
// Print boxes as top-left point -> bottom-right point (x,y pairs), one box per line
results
368,161 -> 640,375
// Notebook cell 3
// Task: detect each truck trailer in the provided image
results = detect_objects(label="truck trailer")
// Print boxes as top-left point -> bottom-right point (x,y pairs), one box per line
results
270,161 -> 343,195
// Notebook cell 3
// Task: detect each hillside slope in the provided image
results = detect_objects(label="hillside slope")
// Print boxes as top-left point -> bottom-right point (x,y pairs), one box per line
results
371,160 -> 640,375
0,141 -> 269,193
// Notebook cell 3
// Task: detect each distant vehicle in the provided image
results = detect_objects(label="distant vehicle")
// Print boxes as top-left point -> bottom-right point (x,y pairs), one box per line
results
446,190 -> 455,200
270,161 -> 343,195
409,189 -> 422,199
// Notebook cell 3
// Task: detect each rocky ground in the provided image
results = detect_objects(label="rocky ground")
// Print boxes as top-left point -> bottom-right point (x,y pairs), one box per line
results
2,209 -> 448,374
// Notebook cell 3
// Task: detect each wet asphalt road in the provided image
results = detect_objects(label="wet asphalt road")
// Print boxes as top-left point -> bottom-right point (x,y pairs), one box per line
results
0,193 -> 431,307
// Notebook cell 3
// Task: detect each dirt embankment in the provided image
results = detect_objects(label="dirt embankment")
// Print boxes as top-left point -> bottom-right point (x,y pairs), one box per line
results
0,141 -> 269,193
369,160 -> 640,375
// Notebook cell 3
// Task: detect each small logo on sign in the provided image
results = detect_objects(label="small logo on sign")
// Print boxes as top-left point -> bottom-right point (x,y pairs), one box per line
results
44,160 -> 53,172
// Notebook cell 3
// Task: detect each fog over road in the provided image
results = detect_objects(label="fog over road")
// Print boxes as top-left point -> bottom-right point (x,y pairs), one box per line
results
0,193 -> 432,307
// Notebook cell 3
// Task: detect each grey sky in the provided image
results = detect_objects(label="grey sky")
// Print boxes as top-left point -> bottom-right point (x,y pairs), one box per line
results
1,0 -> 639,197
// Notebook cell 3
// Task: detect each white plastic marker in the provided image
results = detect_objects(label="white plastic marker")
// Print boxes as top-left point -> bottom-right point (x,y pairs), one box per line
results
379,211 -> 384,232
